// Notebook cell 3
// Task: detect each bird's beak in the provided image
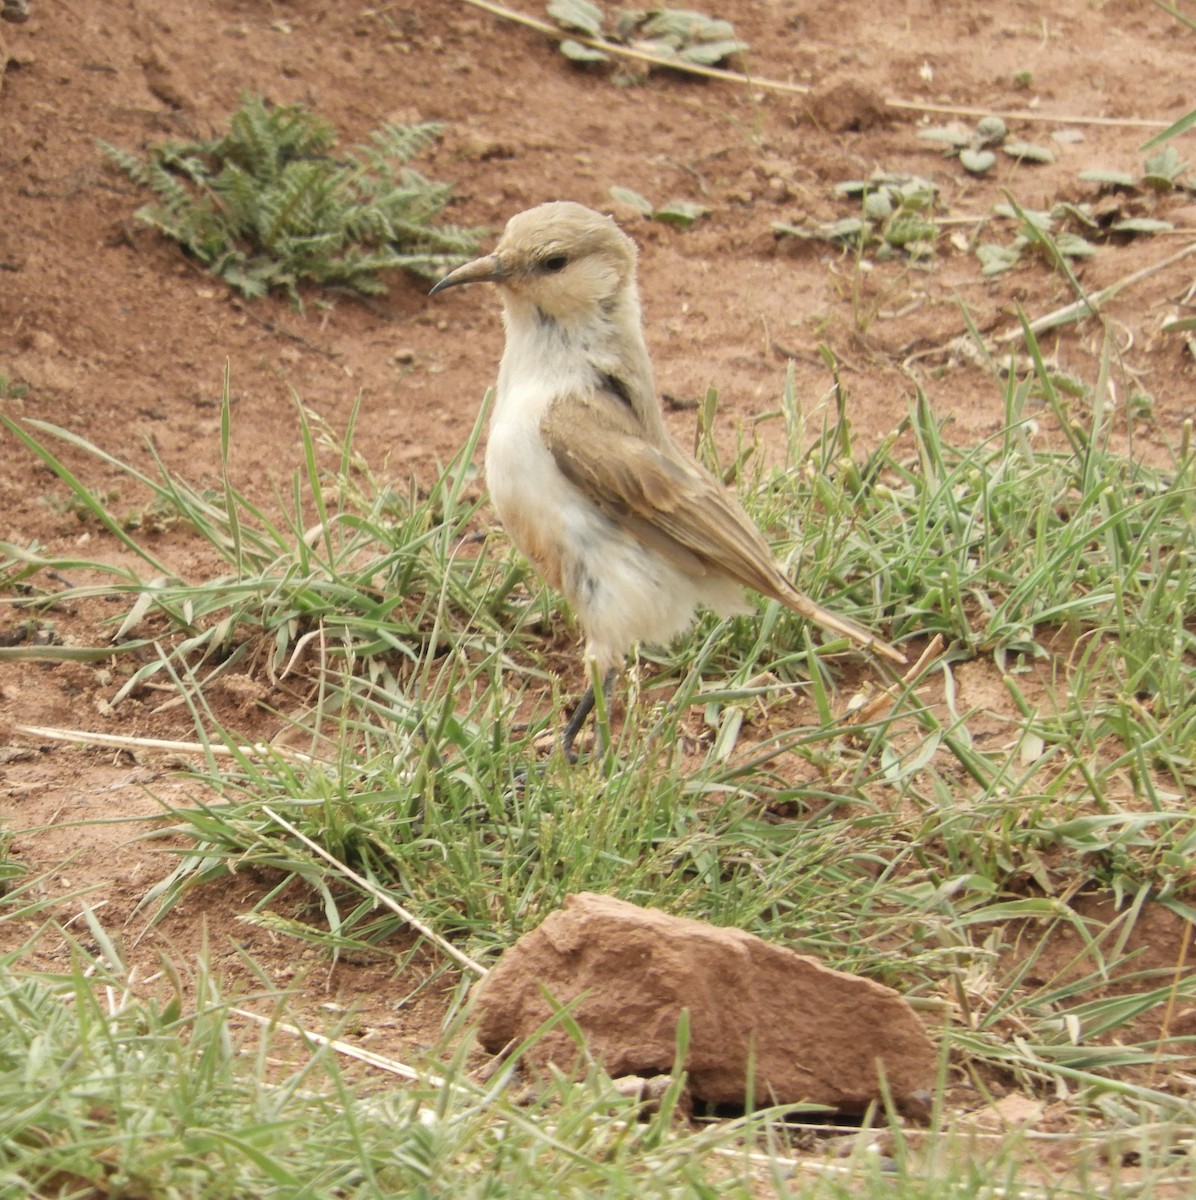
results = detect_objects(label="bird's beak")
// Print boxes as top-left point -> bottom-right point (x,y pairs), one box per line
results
429,253 -> 508,296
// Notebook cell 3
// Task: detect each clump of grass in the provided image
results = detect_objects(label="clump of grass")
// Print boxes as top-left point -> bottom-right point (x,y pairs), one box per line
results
0,374 -> 539,713
0,938 -> 825,1199
101,93 -> 483,305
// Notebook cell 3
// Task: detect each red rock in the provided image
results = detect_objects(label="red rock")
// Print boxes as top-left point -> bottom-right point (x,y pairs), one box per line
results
472,892 -> 936,1113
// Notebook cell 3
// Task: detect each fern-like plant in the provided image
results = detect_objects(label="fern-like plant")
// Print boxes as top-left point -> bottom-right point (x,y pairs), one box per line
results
101,94 -> 483,305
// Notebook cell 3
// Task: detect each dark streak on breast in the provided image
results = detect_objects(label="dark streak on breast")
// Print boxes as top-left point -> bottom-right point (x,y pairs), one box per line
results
601,372 -> 635,411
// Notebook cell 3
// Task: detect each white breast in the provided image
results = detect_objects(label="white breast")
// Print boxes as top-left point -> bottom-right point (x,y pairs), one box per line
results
484,379 -> 577,588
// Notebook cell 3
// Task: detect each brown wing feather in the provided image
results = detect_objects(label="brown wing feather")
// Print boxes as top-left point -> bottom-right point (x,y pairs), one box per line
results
542,391 -> 775,585
541,389 -> 906,663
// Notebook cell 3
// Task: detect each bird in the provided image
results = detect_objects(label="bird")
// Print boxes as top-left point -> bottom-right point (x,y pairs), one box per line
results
431,201 -> 904,758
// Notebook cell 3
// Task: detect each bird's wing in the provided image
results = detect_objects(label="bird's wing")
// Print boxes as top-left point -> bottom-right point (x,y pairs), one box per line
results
541,388 -> 906,662
542,389 -> 780,591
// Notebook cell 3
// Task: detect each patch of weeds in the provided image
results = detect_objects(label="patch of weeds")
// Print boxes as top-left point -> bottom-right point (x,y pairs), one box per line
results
1076,146 -> 1191,235
1081,152 -> 1183,195
1141,144 -> 1192,190
1085,144 -> 1191,194
919,114 -> 1055,175
773,171 -> 939,262
548,0 -> 747,79
42,485 -> 185,535
101,93 -> 483,306
975,182 -> 1177,277
976,199 -> 1096,276
608,185 -> 709,228
40,485 -> 121,526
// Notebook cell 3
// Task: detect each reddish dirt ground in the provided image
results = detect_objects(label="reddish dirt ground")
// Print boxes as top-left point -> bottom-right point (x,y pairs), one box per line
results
1,0 -> 1194,1133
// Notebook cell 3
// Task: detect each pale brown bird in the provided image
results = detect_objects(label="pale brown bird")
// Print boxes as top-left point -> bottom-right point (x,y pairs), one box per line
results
431,201 -> 904,757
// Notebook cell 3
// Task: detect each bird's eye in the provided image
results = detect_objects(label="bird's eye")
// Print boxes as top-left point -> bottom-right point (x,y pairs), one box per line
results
542,254 -> 569,273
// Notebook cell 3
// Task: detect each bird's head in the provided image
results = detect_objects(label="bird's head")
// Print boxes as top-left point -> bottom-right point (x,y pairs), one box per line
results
430,201 -> 638,323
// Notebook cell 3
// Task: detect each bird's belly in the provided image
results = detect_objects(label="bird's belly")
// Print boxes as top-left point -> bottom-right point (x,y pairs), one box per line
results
485,415 -> 747,670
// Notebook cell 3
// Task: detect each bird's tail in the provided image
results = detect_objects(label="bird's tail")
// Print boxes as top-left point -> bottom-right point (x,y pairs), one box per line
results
783,589 -> 907,665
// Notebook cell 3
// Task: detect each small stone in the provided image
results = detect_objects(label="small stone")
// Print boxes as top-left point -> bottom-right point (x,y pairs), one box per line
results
610,1073 -> 677,1115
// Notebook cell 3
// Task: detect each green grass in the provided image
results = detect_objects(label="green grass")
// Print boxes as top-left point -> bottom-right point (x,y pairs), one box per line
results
1,320 -> 1195,1196
0,943 -> 819,1198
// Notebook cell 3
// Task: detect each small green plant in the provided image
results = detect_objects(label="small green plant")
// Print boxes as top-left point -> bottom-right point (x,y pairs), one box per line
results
548,1 -> 747,77
919,114 -> 1055,174
608,185 -> 709,228
773,171 -> 939,261
1081,145 -> 1194,195
1141,144 -> 1191,190
101,94 -> 483,305
976,190 -> 1175,277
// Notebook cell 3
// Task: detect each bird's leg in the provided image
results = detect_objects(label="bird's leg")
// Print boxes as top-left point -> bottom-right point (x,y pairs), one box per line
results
560,666 -> 618,762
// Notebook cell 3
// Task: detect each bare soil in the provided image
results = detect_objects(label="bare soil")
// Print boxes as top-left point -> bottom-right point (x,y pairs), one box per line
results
1,0 -> 1193,1139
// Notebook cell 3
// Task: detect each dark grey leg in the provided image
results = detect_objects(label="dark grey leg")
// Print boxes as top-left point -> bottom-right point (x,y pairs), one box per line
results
560,667 -> 618,761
